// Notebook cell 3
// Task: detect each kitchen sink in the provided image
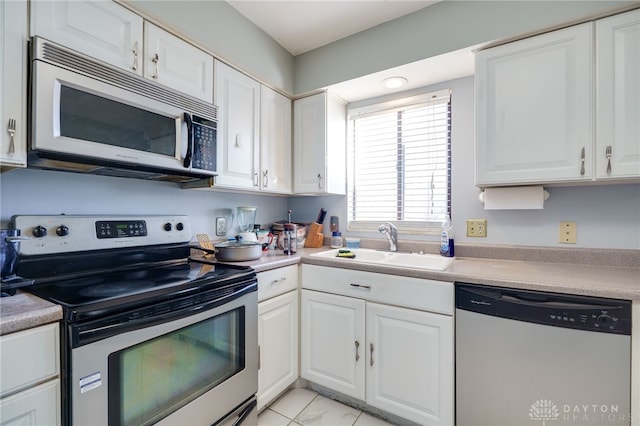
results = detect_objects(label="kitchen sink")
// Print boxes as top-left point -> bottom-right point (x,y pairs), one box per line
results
309,248 -> 454,271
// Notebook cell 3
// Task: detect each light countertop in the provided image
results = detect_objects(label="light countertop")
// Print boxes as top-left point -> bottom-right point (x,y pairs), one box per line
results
1,245 -> 638,336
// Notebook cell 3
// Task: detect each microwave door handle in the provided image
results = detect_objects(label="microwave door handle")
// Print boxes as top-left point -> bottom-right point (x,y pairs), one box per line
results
183,112 -> 193,168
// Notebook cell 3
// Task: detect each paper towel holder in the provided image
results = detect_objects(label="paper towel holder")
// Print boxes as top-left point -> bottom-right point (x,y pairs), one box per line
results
478,186 -> 550,209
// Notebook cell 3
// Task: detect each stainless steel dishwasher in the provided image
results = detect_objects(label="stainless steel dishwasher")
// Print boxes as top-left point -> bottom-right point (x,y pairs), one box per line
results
455,283 -> 632,426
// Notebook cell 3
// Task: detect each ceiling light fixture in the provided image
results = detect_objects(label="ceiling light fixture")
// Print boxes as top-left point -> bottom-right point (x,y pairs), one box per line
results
382,76 -> 408,89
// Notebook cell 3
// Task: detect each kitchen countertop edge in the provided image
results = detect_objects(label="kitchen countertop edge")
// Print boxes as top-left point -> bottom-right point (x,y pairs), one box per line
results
300,250 -> 640,301
0,291 -> 63,336
2,247 -> 638,335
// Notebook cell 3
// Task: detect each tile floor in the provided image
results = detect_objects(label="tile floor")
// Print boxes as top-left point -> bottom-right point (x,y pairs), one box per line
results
258,388 -> 397,426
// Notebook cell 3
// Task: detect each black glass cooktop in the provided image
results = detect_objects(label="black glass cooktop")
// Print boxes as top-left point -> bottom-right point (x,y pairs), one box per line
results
24,259 -> 255,321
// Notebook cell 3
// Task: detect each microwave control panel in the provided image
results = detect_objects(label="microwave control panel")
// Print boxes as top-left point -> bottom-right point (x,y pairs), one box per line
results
191,116 -> 217,172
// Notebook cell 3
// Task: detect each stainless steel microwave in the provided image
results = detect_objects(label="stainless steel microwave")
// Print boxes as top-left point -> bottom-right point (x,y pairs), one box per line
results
29,37 -> 218,183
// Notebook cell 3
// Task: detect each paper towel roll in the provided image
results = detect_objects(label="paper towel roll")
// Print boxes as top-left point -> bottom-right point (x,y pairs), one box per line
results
480,186 -> 548,210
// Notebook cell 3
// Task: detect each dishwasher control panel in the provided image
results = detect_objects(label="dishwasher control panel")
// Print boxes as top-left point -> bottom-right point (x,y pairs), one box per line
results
455,283 -> 632,335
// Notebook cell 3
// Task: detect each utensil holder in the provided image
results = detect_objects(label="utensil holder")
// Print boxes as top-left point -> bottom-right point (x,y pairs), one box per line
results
304,222 -> 325,248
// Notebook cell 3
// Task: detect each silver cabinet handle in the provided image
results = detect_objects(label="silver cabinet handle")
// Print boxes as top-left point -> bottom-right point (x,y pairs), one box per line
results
234,133 -> 241,147
270,277 -> 286,285
580,147 -> 586,176
132,41 -> 138,71
606,145 -> 612,175
355,340 -> 360,362
263,169 -> 269,187
253,170 -> 259,187
317,173 -> 322,190
7,118 -> 16,155
151,53 -> 159,79
370,343 -> 374,366
350,283 -> 371,290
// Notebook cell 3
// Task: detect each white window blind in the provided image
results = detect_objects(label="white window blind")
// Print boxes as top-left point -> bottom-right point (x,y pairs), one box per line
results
347,90 -> 451,233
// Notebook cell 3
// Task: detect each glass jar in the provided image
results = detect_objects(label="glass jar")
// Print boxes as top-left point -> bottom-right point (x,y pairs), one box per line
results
283,223 -> 297,255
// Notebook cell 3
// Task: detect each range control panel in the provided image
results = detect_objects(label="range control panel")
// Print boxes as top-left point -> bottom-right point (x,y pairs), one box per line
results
12,215 -> 191,256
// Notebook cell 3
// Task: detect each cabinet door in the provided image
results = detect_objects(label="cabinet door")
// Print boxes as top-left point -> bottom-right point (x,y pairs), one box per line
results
30,0 -> 143,75
0,323 -> 60,398
301,290 -> 365,399
144,23 -> 213,103
293,93 -> 327,193
0,380 -> 60,426
476,23 -> 594,186
214,61 -> 261,190
257,291 -> 298,411
366,303 -> 453,426
261,86 -> 292,194
596,9 -> 640,180
1,0 -> 28,167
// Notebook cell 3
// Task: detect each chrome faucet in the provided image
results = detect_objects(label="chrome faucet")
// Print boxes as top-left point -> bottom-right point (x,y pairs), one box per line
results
378,222 -> 398,252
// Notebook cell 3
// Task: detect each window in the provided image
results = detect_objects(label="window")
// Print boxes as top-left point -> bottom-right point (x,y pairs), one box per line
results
347,89 -> 451,234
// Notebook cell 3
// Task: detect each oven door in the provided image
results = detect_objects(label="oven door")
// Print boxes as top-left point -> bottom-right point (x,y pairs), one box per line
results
68,282 -> 257,426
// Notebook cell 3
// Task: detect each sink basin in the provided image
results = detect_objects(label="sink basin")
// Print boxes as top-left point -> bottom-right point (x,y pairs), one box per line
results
310,248 -> 453,271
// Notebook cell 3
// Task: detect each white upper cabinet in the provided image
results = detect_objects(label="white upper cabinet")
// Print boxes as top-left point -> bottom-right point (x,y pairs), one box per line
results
596,9 -> 640,180
477,10 -> 640,187
214,60 -> 261,190
476,23 -> 594,186
213,60 -> 292,193
144,22 -> 213,103
30,0 -> 143,75
1,0 -> 28,167
30,1 -> 213,102
260,86 -> 292,194
293,92 -> 346,194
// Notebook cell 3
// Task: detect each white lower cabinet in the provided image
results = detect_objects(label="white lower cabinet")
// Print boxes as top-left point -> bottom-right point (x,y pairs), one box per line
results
257,265 -> 299,411
0,380 -> 61,426
366,302 -> 453,426
301,290 -> 366,399
0,323 -> 61,425
301,265 -> 453,425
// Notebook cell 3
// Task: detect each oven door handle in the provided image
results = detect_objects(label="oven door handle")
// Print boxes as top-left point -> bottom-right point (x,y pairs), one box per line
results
73,280 -> 256,347
231,398 -> 257,426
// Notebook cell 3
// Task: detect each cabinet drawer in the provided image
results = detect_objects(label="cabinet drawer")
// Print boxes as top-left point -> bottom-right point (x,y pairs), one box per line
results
0,323 -> 60,398
258,265 -> 298,302
301,265 -> 452,315
0,379 -> 60,425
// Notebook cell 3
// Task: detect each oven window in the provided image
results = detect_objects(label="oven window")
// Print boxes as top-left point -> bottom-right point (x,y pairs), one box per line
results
108,307 -> 245,426
59,86 -> 177,156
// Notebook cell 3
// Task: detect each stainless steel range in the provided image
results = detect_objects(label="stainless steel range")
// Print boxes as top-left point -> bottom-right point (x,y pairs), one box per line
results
11,215 -> 258,426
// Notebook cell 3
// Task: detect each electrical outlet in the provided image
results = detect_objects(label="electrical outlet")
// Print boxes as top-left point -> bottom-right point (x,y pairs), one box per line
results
559,221 -> 577,244
215,217 -> 227,236
466,219 -> 487,237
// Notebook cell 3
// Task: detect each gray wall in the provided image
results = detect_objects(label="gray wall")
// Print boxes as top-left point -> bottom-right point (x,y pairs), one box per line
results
2,1 -> 638,251
288,76 -> 640,250
0,169 -> 289,239
123,0 -> 296,95
294,1 -> 638,94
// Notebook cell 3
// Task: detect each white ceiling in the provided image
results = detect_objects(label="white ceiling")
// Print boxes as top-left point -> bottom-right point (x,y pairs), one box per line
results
227,0 -> 479,102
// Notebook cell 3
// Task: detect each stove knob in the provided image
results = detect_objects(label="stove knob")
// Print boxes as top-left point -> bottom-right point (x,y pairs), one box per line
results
596,314 -> 612,325
176,222 -> 184,231
32,225 -> 47,238
56,225 -> 70,237
164,223 -> 172,231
